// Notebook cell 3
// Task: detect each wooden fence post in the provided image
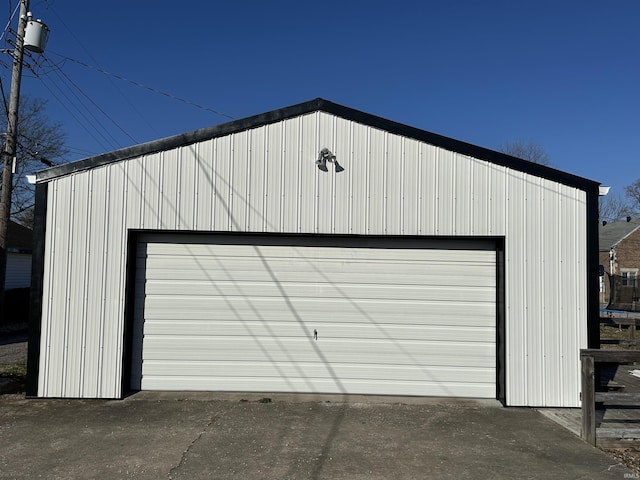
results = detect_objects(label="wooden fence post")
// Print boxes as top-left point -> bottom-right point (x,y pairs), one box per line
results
581,351 -> 596,445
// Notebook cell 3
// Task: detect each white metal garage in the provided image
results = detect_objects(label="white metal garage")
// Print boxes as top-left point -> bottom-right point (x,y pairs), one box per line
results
132,234 -> 496,398
29,98 -> 601,406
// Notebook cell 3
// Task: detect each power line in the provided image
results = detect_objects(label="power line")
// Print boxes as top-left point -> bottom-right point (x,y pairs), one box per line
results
2,36 -> 126,158
0,2 -> 20,44
64,145 -> 100,158
15,135 -> 55,166
48,52 -> 236,121
43,5 -> 162,138
4,5 -> 237,163
41,55 -> 138,145
0,74 -> 8,117
33,64 -> 121,152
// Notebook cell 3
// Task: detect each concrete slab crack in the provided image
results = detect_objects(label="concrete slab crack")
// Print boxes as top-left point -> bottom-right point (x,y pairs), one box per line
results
168,415 -> 218,479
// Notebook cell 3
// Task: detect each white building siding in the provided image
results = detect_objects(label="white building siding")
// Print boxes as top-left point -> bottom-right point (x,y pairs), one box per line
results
37,110 -> 588,406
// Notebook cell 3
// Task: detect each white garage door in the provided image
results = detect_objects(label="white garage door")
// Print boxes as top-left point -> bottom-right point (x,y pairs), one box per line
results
132,234 -> 496,398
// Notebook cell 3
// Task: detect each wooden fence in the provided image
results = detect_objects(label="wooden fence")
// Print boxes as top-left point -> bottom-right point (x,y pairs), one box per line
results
581,349 -> 640,446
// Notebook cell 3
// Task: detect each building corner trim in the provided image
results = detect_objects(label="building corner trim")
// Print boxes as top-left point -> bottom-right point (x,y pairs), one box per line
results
25,182 -> 47,397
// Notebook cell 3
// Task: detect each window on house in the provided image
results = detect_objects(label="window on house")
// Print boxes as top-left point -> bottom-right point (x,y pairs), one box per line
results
622,270 -> 638,287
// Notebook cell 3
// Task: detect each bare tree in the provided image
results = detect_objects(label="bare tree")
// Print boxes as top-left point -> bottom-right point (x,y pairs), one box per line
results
625,179 -> 640,215
499,140 -> 551,166
0,96 -> 68,227
599,192 -> 633,222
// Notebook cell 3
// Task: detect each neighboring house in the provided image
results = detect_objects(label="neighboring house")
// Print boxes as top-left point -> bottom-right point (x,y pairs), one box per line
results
27,99 -> 601,407
6,220 -> 32,290
599,217 -> 640,310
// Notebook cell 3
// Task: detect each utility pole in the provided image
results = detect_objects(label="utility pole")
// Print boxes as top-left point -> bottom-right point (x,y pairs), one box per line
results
0,0 -> 30,324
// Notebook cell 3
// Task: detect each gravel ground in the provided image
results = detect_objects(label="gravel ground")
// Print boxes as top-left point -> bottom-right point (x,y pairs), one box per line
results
0,333 -> 28,366
0,328 -> 28,395
605,448 -> 640,474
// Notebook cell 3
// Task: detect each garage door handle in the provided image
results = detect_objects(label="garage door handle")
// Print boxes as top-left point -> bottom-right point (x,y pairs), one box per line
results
313,329 -> 318,341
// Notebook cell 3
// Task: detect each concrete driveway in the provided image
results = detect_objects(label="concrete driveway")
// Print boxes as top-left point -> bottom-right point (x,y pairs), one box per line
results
0,392 -> 632,479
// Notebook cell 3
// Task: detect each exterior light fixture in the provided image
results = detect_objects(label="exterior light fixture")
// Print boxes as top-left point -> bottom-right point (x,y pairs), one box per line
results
316,148 -> 344,173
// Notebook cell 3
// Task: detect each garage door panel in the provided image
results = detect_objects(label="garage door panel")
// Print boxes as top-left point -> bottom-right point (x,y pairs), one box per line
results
142,321 -> 496,343
142,337 -> 495,367
141,259 -> 495,287
143,283 -> 495,304
141,299 -> 495,327
140,376 -> 496,398
134,235 -> 497,398
142,241 -> 494,261
141,361 -> 496,383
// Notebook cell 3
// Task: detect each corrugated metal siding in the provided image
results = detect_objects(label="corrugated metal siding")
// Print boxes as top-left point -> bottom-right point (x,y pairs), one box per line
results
38,111 -> 588,406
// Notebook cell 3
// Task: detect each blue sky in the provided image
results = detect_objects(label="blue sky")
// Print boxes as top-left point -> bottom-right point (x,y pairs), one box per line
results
5,1 -> 640,198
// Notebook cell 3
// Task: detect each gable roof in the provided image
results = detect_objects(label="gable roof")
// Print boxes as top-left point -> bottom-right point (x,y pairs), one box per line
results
35,98 -> 600,193
599,218 -> 640,251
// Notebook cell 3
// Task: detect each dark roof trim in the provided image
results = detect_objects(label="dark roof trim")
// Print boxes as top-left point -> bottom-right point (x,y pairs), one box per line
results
37,98 -> 600,192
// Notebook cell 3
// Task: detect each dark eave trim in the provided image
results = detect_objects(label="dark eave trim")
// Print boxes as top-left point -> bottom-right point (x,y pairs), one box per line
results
36,98 -> 600,193
586,188 -> 601,349
35,99 -> 329,182
26,182 -> 47,397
